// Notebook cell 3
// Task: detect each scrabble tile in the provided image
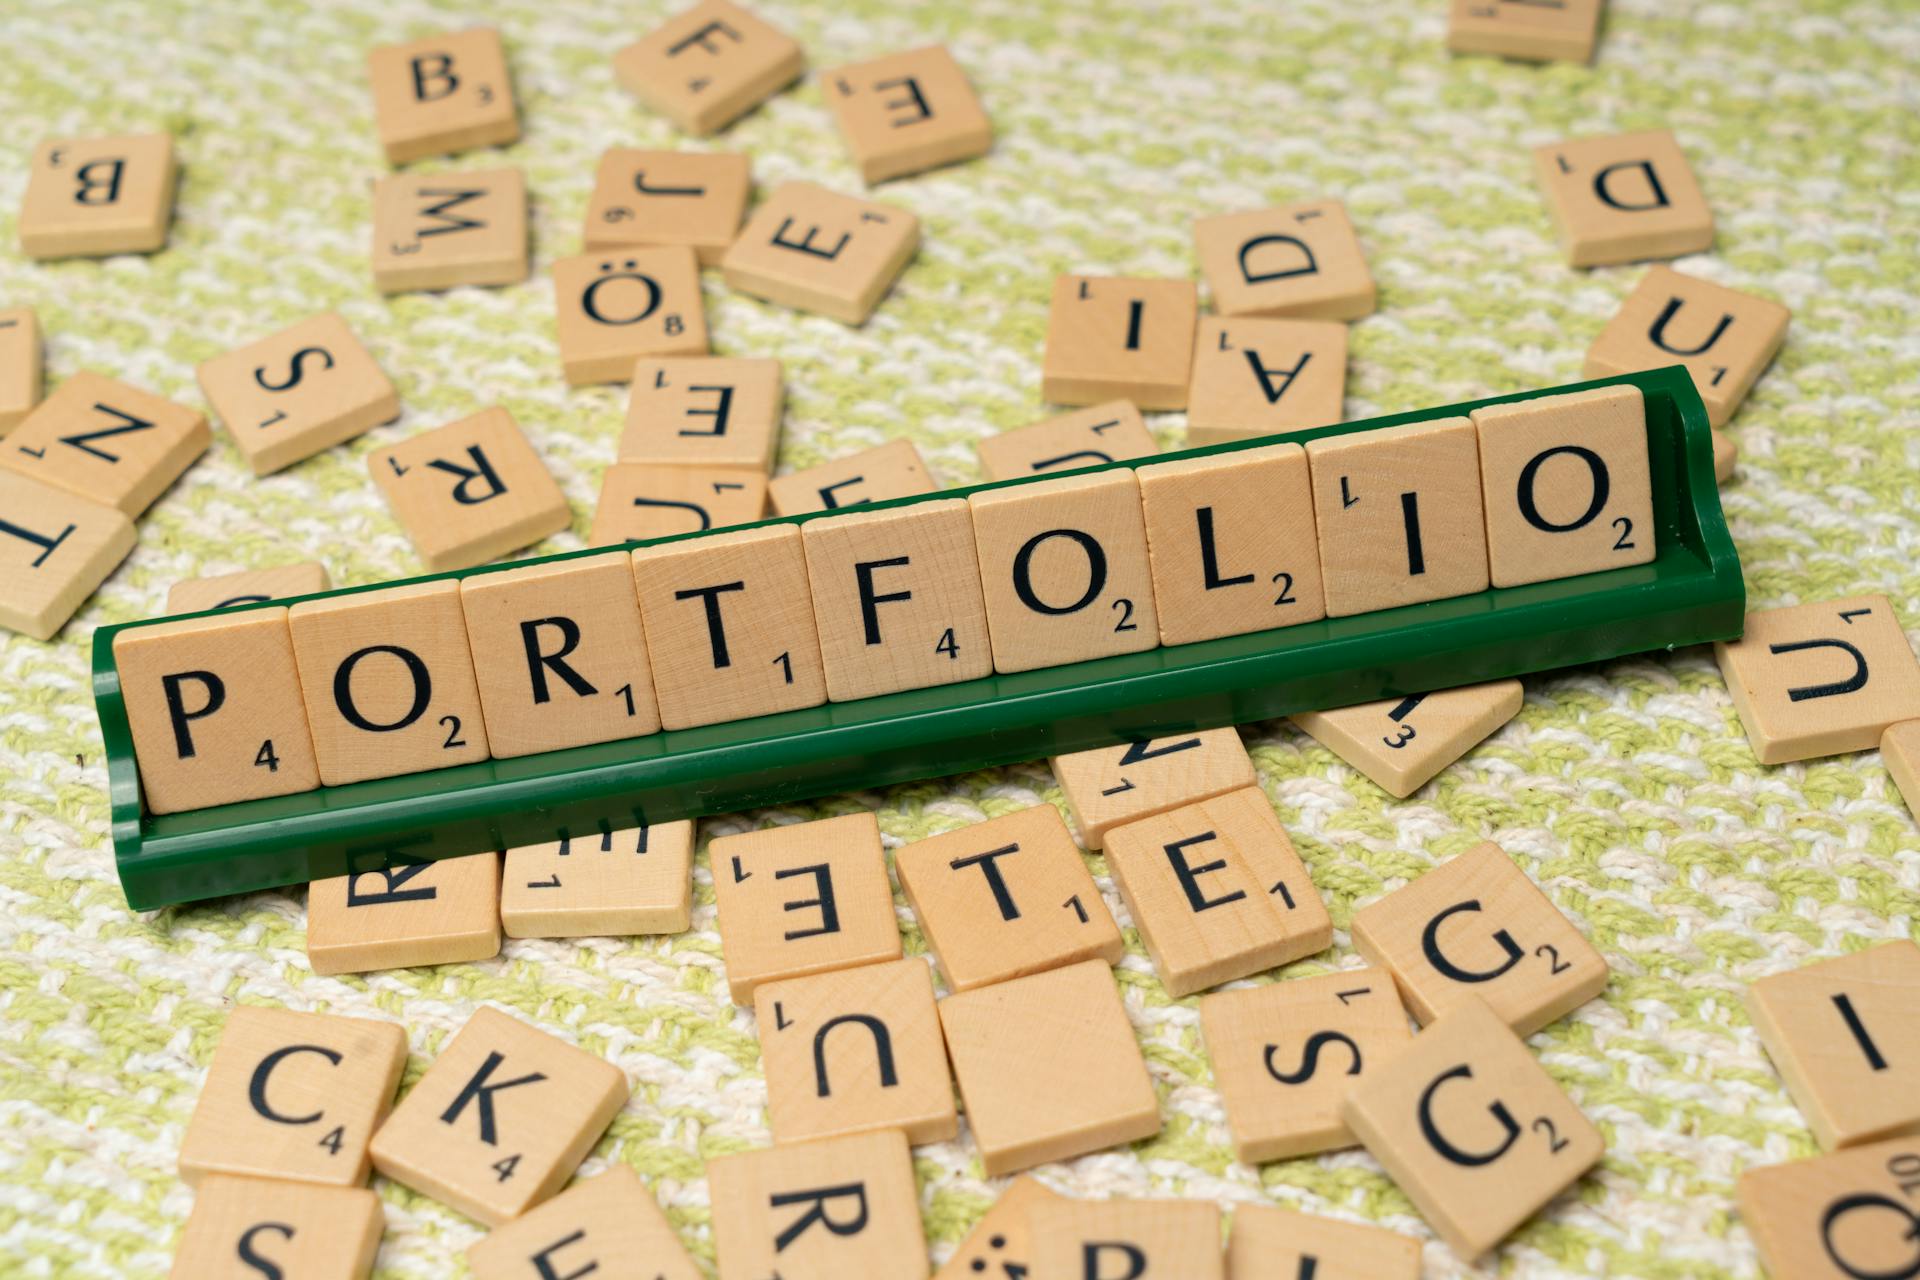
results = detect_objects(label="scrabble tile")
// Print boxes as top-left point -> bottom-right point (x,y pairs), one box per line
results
1050,727 -> 1255,850
974,401 -> 1157,483
19,133 -> 175,258
1350,840 -> 1607,1034
1584,266 -> 1790,428
0,306 -> 43,436
1745,941 -> 1920,1151
1104,787 -> 1331,998
167,562 -> 332,614
1290,678 -> 1525,798
371,168 -> 528,293
613,0 -> 805,137
1447,0 -> 1604,62
1304,415 -> 1491,617
708,1129 -> 926,1279
1198,967 -> 1413,1163
1883,720 -> 1920,816
1712,428 -> 1737,483
0,471 -> 135,641
1738,1135 -> 1920,1280
895,803 -> 1123,993
1714,595 -> 1920,765
169,1175 -> 381,1280
769,439 -> 934,515
631,522 -> 827,730
1194,199 -> 1376,321
584,148 -> 752,264
0,371 -> 208,517
938,959 -> 1161,1176
369,1005 -> 629,1226
1137,442 -> 1326,646
590,463 -> 766,544
369,407 -> 570,572
825,45 -> 993,184
460,552 -> 661,757
801,497 -> 992,700
501,820 -> 695,938
196,312 -> 400,476
1041,275 -> 1198,410
1029,1199 -> 1223,1280
619,356 -> 781,470
721,181 -> 920,325
367,28 -> 519,165
708,812 -> 902,1004
1226,1204 -> 1423,1280
931,1175 -> 1064,1280
1186,316 -> 1347,448
1342,997 -> 1603,1259
113,606 -> 321,814
307,853 -> 503,976
1534,129 -> 1713,268
553,247 -> 709,386
467,1165 -> 702,1280
755,956 -> 957,1145
967,469 -> 1158,674
288,580 -> 492,786
179,1006 -> 407,1188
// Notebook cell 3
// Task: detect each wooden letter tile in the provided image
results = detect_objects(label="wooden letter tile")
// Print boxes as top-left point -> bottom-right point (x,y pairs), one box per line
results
0,470 -> 135,641
1447,0 -> 1604,62
369,407 -> 570,572
1584,265 -> 1790,428
169,1175 -> 381,1280
1,371 -> 208,517
1534,130 -> 1713,268
307,852 -> 503,976
938,958 -> 1161,1176
369,1005 -> 628,1226
1186,316 -> 1347,448
467,1165 -> 702,1280
1049,727 -> 1255,850
1194,199 -> 1375,321
179,1006 -> 407,1188
167,562 -> 331,615
975,401 -> 1157,483
368,28 -> 519,165
196,312 -> 400,476
1042,276 -> 1197,410
1342,997 -> 1603,1259
895,804 -> 1123,993
709,1129 -> 926,1279
708,812 -> 902,1004
590,463 -> 765,544
554,248 -> 709,386
1305,415 -> 1490,616
371,168 -> 528,293
501,820 -> 694,938
1713,427 -> 1737,483
1290,678 -> 1525,798
1883,720 -> 1920,817
932,1175 -> 1064,1280
826,45 -> 992,184
0,306 -> 43,435
722,181 -> 919,325
1738,1136 -> 1920,1280
584,148 -> 751,263
1714,594 -> 1920,764
1227,1203 -> 1423,1279
769,439 -> 934,515
20,134 -> 175,258
620,356 -> 781,470
614,0 -> 805,137
1029,1199 -> 1223,1280
1351,840 -> 1607,1034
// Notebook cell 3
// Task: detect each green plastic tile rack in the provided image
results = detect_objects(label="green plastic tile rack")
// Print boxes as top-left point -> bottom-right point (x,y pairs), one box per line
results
93,365 -> 1742,910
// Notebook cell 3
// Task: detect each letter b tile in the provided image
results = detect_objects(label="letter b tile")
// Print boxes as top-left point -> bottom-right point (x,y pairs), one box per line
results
708,1129 -> 927,1280
367,27 -> 519,165
1028,1199 -> 1224,1280
20,133 -> 176,259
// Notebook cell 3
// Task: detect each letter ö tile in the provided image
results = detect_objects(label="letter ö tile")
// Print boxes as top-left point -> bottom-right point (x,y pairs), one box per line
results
708,1129 -> 927,1280
931,1175 -> 1064,1280
553,247 -> 710,387
370,407 -> 570,572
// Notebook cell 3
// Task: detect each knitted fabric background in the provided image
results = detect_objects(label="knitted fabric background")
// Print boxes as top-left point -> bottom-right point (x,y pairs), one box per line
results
2,0 -> 1917,1275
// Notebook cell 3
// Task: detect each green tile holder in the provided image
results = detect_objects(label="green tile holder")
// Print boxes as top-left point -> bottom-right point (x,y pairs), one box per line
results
93,365 -> 1743,910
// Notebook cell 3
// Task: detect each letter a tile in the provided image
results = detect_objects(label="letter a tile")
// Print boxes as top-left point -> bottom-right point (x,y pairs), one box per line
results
20,134 -> 176,259
553,247 -> 709,387
975,401 -> 1158,484
1584,265 -> 1790,428
825,45 -> 993,184
932,1176 -> 1064,1280
1042,276 -> 1197,410
307,852 -> 503,976
722,181 -> 919,325
369,407 -> 570,572
196,312 -> 400,476
708,1129 -> 927,1280
590,463 -> 766,544
0,471 -> 134,641
500,820 -> 695,938
1290,678 -> 1524,798
467,1165 -> 702,1280
1227,1203 -> 1423,1280
372,168 -> 528,293
0,371 -> 209,517
1738,1136 -> 1920,1280
1050,727 -> 1255,850
1186,316 -> 1347,448
1534,129 -> 1713,268
1028,1198 -> 1223,1280
614,0 -> 805,137
169,1175 -> 381,1280
1194,199 -> 1375,321
368,28 -> 519,165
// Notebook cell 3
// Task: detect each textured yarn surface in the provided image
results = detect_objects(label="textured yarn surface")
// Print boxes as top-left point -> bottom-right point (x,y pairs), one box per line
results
2,0 -> 1918,1276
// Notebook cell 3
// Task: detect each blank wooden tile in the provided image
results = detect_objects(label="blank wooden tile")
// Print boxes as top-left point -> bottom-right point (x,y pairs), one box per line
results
1714,594 -> 1920,765
1584,266 -> 1790,428
1343,997 -> 1602,1259
1042,276 -> 1197,410
369,407 -> 570,572
939,959 -> 1161,1176
371,168 -> 528,293
0,307 -> 43,436
801,497 -> 992,701
501,821 -> 694,939
369,1005 -> 629,1226
368,28 -> 518,165
170,1174 -> 381,1280
1050,727 -> 1255,850
1351,840 -> 1607,1035
196,312 -> 399,476
1186,316 -> 1347,448
1447,0 -> 1604,62
769,439 -> 934,515
554,248 -> 709,386
584,148 -> 751,264
968,468 -> 1158,674
0,470 -> 135,641
709,1129 -> 926,1279
590,462 -> 765,544
1029,1199 -> 1223,1280
467,1165 -> 702,1280
1534,130 -> 1713,268
20,133 -> 175,258
167,562 -> 332,614
0,371 -> 208,517
613,0 -> 805,137
460,552 -> 661,757
289,580 -> 491,786
1883,720 -> 1920,817
631,522 -> 827,729
179,1006 -> 407,1188
113,606 -> 321,814
721,181 -> 919,325
1227,1203 -> 1423,1280
895,804 -> 1123,993
1194,199 -> 1375,321
975,401 -> 1157,483
620,356 -> 781,470
1137,442 -> 1326,646
1291,678 -> 1525,798
1305,415 -> 1490,617
932,1175 -> 1064,1280
1738,1135 -> 1920,1280
708,812 -> 902,1004
307,852 -> 503,976
825,45 -> 993,184
1199,967 -> 1412,1163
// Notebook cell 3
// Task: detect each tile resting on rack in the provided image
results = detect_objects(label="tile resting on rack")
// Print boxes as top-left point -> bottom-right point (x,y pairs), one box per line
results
769,438 -> 934,515
590,463 -> 766,544
368,406 -> 570,573
1290,678 -> 1524,798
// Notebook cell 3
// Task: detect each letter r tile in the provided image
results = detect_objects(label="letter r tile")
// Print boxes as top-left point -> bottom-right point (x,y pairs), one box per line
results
708,1129 -> 927,1279
369,407 -> 571,573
